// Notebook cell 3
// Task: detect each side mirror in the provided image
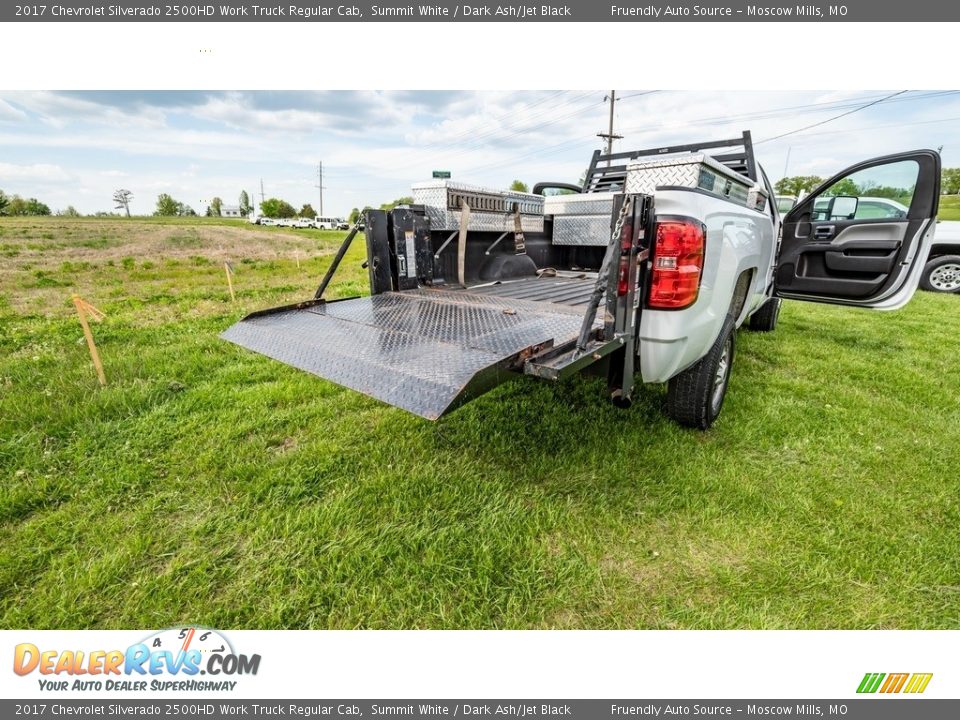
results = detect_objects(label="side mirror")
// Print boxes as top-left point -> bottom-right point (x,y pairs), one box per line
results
828,195 -> 858,220
532,182 -> 583,196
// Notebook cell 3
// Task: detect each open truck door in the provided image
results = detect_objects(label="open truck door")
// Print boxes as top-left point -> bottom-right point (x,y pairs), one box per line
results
775,150 -> 940,309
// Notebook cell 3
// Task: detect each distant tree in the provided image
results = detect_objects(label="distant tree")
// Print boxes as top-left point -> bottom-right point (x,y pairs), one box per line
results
299,203 -> 316,218
348,207 -> 361,224
858,185 -> 914,203
823,178 -> 859,197
154,193 -> 180,216
28,198 -> 51,215
775,176 -> 824,197
208,196 -> 223,217
57,205 -> 81,217
379,196 -> 414,211
941,168 -> 960,195
260,198 -> 296,218
509,179 -> 529,192
113,189 -> 133,217
178,204 -> 197,217
0,189 -> 8,216
6,196 -> 26,215
6,195 -> 51,216
239,190 -> 252,215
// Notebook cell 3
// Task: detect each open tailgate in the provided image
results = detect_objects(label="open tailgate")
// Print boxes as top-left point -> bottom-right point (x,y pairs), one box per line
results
221,288 -> 597,420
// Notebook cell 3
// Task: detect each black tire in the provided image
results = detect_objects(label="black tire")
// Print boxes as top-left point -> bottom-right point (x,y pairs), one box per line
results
666,316 -> 736,430
919,255 -> 960,293
748,297 -> 782,332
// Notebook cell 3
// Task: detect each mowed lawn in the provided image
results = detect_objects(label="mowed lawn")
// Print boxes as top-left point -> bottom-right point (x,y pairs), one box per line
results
1,216 -> 958,630
938,194 -> 960,220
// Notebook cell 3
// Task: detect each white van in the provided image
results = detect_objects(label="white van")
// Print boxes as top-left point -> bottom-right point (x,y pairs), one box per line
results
314,217 -> 340,230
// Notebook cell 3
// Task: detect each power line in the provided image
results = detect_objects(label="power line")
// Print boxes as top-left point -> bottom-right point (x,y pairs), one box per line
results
314,90 -> 957,196
755,90 -> 909,145
617,91 -> 959,137
461,93 -> 908,175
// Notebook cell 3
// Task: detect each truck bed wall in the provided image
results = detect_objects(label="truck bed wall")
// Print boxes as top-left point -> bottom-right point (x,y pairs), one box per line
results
429,223 -> 606,284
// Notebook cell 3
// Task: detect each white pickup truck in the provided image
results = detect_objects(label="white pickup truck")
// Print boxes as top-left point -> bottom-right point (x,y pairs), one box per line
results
923,219 -> 960,293
223,132 -> 941,429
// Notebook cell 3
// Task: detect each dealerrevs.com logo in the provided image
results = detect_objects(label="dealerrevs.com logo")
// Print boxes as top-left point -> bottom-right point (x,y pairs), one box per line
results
13,627 -> 261,693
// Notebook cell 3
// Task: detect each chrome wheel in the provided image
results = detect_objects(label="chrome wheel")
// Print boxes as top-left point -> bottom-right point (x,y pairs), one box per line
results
711,335 -> 733,414
929,263 -> 960,292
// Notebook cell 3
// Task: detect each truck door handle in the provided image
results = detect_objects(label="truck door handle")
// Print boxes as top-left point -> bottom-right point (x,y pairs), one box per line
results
814,225 -> 835,240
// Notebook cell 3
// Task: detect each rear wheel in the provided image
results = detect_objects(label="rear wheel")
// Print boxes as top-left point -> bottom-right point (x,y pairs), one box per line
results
666,316 -> 736,430
920,255 -> 960,293
748,297 -> 782,332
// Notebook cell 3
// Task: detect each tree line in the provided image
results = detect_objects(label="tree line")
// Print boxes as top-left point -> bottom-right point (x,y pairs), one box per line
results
777,167 -> 960,198
4,170 -> 956,220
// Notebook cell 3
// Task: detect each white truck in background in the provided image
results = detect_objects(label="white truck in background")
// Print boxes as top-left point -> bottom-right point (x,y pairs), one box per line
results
224,132 -> 941,429
922,219 -> 960,293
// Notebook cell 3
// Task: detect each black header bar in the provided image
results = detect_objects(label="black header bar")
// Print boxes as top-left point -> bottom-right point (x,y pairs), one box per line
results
4,1 -> 958,23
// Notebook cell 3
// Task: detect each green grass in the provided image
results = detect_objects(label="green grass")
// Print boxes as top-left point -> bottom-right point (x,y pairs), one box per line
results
1,216 -> 959,629
939,194 -> 960,220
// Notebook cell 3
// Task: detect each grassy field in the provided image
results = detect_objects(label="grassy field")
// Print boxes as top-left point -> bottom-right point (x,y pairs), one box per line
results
939,194 -> 960,220
1,216 -> 958,630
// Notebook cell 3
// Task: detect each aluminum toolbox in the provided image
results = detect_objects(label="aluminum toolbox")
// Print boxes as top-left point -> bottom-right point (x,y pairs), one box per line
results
746,186 -> 770,213
411,180 -> 545,233
543,192 -> 617,246
624,153 -> 756,208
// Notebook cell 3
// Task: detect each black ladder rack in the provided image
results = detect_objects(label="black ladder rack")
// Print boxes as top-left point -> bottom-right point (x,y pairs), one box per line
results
581,130 -> 758,194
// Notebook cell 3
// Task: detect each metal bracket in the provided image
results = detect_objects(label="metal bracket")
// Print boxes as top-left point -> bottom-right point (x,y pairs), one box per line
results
484,231 -> 510,255
434,230 -> 459,261
314,221 -> 363,300
575,194 -> 632,353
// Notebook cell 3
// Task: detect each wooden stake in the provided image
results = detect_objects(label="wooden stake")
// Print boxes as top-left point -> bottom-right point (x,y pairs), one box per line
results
72,294 -> 107,387
296,250 -> 301,269
224,261 -> 236,302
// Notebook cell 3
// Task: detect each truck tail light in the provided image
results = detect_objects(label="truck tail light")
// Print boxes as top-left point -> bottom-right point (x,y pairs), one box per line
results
648,218 -> 705,309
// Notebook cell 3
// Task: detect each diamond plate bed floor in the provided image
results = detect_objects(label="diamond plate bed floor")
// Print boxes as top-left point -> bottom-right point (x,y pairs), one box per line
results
221,281 -> 600,420
461,274 -> 598,307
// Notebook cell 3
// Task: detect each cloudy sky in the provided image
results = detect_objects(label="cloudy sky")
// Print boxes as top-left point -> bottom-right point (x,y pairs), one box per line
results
0,90 -> 958,216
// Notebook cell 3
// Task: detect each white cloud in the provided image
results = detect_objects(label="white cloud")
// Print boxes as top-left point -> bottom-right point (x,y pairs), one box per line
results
0,90 -> 957,215
0,162 -> 74,184
0,99 -> 27,122
4,91 -> 167,129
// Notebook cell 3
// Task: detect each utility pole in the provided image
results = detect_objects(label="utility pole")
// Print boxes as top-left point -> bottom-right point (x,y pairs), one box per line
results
315,163 -> 326,216
259,178 -> 265,204
597,90 -> 623,162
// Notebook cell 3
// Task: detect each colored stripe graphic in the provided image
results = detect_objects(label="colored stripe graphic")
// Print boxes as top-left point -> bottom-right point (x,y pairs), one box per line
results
904,673 -> 934,694
857,673 -> 885,693
857,672 -> 932,694
880,673 -> 909,693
